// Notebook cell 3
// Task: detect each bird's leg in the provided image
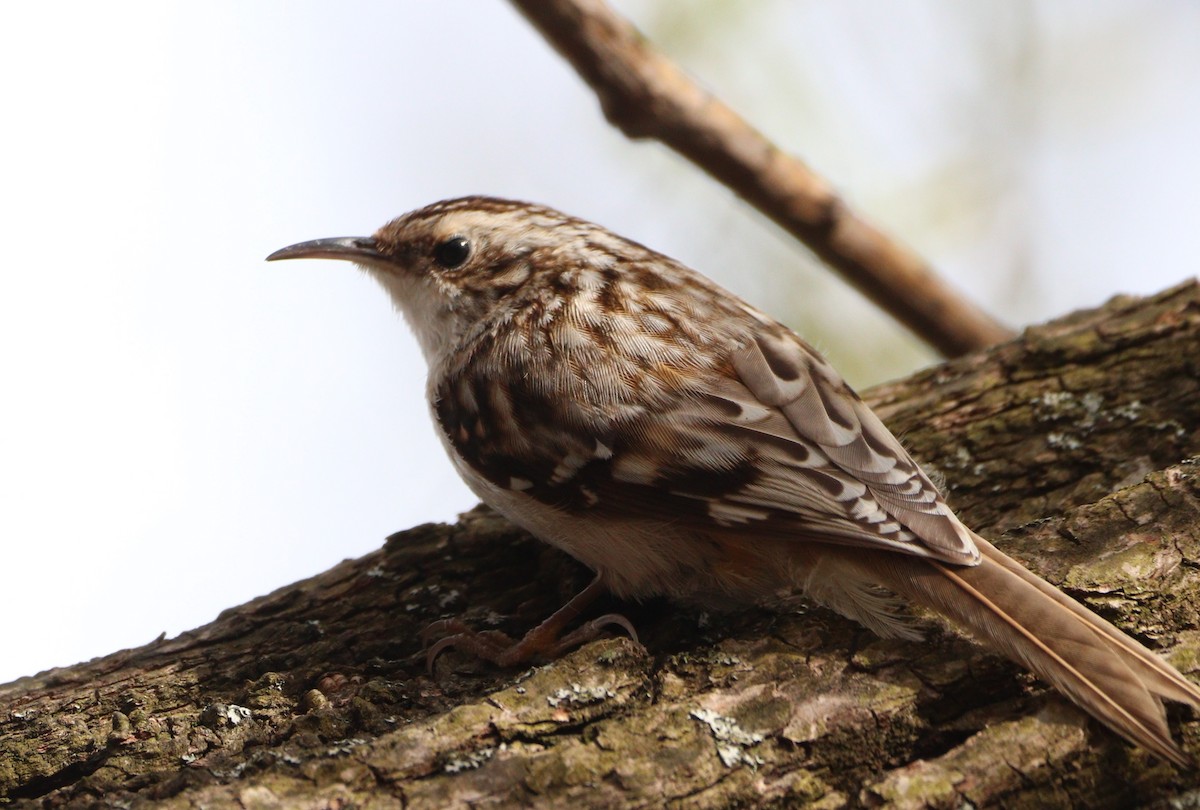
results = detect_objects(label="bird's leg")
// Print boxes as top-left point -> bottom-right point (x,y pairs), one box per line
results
424,575 -> 638,672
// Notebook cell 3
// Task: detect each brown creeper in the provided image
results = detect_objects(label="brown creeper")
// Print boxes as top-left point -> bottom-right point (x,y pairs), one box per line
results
270,196 -> 1198,766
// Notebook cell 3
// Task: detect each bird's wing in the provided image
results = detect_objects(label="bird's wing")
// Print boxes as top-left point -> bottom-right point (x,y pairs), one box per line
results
577,327 -> 980,566
718,328 -> 979,564
604,326 -> 980,564
437,325 -> 978,566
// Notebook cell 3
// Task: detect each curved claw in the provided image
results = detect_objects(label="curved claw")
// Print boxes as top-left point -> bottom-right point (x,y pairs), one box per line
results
420,618 -> 470,647
557,613 -> 640,650
425,627 -> 515,675
594,613 -> 639,645
425,634 -> 458,675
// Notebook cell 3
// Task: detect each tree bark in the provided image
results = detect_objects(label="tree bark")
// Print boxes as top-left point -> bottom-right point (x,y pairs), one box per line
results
3,281 -> 1199,809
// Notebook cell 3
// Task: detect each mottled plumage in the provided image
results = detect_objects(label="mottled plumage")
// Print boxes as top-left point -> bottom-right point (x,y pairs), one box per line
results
269,196 -> 1199,767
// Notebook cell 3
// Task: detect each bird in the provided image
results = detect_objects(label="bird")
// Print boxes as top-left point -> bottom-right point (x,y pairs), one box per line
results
268,195 -> 1199,767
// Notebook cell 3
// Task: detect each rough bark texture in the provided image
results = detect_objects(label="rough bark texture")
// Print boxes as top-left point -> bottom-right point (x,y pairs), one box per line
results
3,282 -> 1200,809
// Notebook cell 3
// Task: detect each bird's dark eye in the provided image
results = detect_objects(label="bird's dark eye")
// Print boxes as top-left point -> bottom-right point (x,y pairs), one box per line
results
433,236 -> 471,268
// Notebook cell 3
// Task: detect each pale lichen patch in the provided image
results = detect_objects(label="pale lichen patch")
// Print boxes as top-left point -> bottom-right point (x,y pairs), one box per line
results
546,683 -> 616,708
689,708 -> 765,769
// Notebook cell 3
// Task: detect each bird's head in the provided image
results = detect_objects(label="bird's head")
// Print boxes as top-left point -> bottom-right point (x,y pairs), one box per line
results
268,196 -> 610,365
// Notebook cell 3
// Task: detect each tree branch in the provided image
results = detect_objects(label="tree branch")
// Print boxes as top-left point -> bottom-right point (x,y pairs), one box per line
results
508,0 -> 1015,357
3,282 -> 1199,807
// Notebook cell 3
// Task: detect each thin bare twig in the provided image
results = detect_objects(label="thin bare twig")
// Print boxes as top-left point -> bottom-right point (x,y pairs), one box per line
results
509,0 -> 1015,357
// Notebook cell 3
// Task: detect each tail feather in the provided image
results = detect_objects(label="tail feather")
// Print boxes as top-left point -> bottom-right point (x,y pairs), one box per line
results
974,535 -> 1200,708
854,539 -> 1198,768
931,557 -> 1186,766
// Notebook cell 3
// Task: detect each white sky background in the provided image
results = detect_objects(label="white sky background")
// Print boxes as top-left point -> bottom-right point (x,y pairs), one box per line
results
1,1 -> 1197,684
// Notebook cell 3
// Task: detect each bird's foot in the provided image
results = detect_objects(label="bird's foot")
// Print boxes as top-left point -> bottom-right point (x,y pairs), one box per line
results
423,576 -> 639,673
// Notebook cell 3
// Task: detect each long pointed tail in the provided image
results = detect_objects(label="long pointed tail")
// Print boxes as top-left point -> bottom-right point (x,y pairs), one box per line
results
871,536 -> 1200,767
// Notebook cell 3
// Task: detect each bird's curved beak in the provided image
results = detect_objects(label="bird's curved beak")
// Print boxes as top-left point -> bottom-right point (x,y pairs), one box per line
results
266,236 -> 383,263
